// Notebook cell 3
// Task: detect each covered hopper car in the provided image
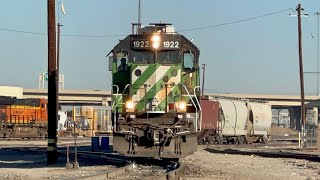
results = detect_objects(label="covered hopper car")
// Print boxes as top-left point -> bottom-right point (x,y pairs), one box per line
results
198,97 -> 272,144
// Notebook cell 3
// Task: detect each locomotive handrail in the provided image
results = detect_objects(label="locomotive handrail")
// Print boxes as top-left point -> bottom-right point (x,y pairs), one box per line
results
194,86 -> 202,131
111,85 -> 120,109
113,85 -> 120,94
112,84 -> 130,110
181,84 -> 200,132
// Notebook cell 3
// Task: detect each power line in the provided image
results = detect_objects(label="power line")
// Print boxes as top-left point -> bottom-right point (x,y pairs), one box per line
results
0,28 -> 46,35
61,34 -> 126,38
178,8 -> 293,33
0,8 -> 292,37
0,27 -> 126,38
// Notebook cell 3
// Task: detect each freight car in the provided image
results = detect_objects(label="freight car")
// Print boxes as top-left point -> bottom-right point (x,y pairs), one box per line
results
198,97 -> 272,144
0,97 -> 48,138
109,23 -> 201,159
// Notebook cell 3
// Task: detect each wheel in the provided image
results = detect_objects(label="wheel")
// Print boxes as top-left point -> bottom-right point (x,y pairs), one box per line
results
239,136 -> 244,145
219,136 -> 223,145
207,136 -> 215,144
214,135 -> 223,145
245,136 -> 253,144
234,137 -> 239,145
262,137 -> 268,144
6,130 -> 13,138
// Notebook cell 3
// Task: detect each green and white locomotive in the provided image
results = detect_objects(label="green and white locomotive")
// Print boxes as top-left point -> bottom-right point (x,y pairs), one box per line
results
108,23 -> 201,158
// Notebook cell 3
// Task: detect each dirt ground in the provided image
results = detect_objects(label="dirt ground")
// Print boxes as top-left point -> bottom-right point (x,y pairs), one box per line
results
182,148 -> 320,180
1,139 -> 320,180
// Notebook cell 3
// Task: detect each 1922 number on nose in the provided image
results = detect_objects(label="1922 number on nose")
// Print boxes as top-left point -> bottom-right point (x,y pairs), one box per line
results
163,41 -> 179,48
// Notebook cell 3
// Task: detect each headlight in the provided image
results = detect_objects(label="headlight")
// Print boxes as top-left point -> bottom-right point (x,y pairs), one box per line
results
151,35 -> 160,42
151,35 -> 160,49
176,101 -> 186,111
125,100 -> 134,109
152,42 -> 160,49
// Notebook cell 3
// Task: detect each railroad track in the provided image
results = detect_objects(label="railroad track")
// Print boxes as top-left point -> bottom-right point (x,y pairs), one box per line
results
0,137 -> 91,141
65,152 -> 184,180
204,146 -> 320,163
126,158 -> 183,180
198,141 -> 299,149
62,151 -> 131,180
0,146 -> 183,179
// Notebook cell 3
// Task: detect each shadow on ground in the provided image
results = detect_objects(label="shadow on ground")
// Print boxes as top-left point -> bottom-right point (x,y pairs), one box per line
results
0,145 -> 114,169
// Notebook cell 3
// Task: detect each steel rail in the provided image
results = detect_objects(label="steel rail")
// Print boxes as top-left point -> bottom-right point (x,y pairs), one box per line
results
205,147 -> 320,163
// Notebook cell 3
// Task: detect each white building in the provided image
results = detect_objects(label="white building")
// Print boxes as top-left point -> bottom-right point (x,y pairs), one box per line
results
0,86 -> 23,98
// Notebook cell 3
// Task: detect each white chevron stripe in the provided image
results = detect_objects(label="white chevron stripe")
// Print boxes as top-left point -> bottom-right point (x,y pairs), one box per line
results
131,66 -> 148,84
156,66 -> 171,82
132,66 -> 171,104
155,69 -> 181,105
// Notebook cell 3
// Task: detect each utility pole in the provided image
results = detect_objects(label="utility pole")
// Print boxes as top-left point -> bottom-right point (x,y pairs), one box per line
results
138,0 -> 141,25
316,11 -> 320,96
316,12 -> 320,152
47,0 -> 58,164
296,3 -> 307,147
201,64 -> 206,96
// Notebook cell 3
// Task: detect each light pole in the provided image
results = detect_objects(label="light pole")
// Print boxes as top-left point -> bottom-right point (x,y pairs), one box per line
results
57,1 -> 65,90
201,64 -> 206,96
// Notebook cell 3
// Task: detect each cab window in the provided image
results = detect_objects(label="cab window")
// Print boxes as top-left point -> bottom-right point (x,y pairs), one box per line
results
158,51 -> 180,64
183,51 -> 194,70
131,51 -> 155,64
116,51 -> 128,71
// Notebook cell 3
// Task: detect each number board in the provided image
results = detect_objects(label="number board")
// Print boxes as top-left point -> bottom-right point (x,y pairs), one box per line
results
130,35 -> 150,49
161,35 -> 181,50
130,35 -> 181,50
131,39 -> 150,49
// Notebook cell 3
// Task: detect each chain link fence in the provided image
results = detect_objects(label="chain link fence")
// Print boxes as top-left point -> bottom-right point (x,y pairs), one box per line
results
305,125 -> 318,147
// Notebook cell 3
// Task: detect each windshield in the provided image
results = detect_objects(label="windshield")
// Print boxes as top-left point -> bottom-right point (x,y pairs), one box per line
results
129,50 -> 180,64
130,51 -> 155,64
158,51 -> 180,64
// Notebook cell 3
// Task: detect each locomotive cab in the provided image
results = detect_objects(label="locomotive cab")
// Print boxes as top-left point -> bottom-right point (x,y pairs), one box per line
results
109,23 -> 201,158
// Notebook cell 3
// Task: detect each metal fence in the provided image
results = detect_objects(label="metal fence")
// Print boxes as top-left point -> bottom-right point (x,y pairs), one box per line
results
305,125 -> 318,147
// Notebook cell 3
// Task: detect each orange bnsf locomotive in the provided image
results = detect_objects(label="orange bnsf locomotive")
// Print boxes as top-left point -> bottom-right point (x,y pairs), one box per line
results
0,96 -> 48,138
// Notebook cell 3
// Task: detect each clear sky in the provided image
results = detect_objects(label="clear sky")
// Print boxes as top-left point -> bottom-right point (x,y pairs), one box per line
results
1,0 -> 320,95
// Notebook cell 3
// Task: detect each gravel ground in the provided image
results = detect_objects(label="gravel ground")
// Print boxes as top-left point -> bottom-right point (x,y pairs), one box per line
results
1,139 -> 320,179
114,164 -> 167,179
182,148 -> 320,180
